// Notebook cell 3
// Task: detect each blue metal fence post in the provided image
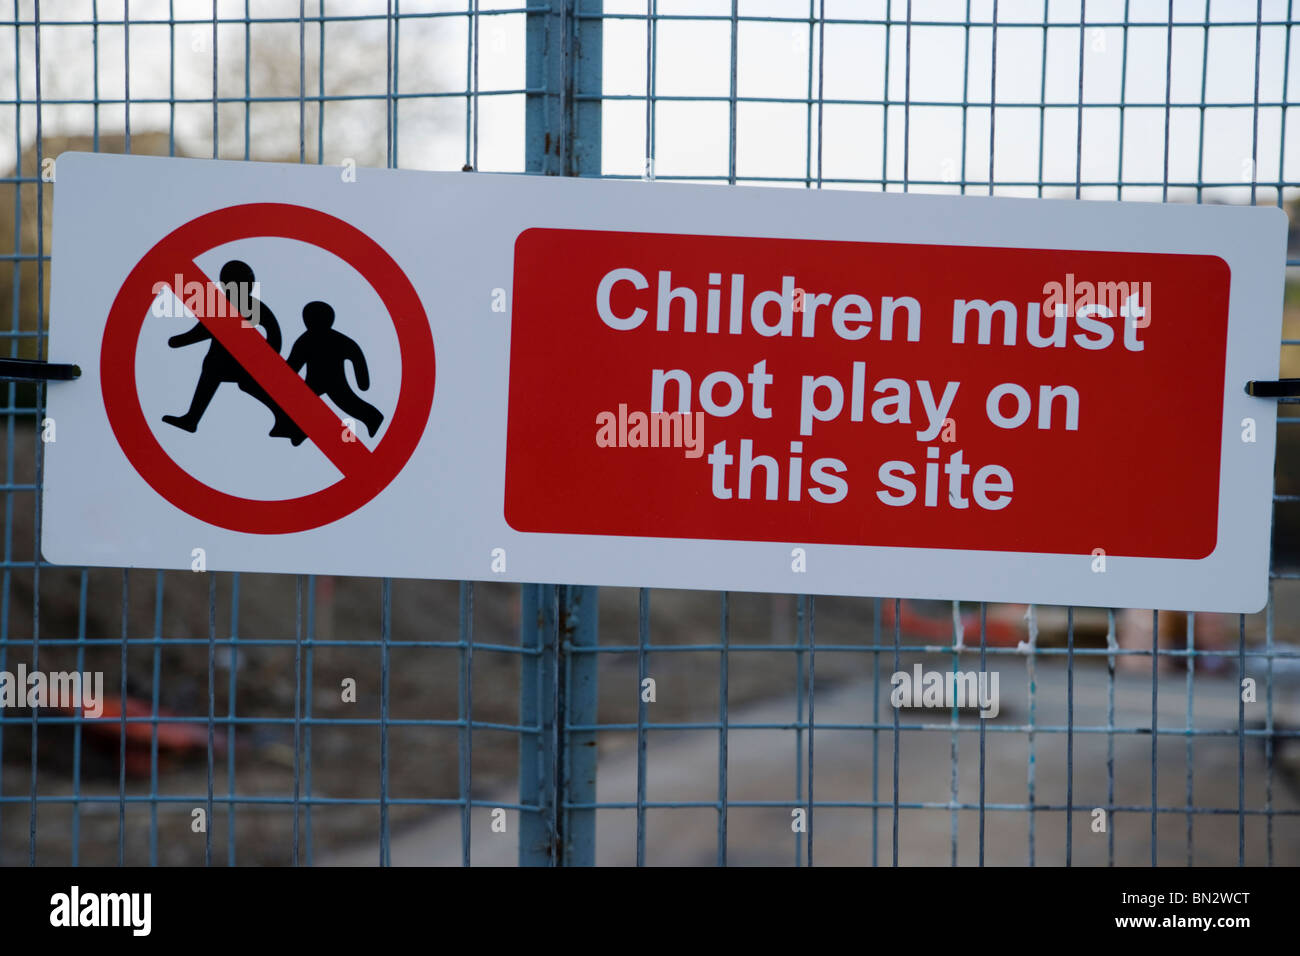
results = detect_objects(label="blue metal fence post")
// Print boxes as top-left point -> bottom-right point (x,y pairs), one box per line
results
519,1 -> 602,866
525,0 -> 602,177
518,584 -> 558,864
559,585 -> 599,865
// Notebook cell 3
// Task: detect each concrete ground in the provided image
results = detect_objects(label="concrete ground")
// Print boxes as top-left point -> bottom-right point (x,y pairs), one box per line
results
326,655 -> 1300,866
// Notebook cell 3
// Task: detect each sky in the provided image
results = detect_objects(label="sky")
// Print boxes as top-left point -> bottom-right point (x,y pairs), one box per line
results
4,0 -> 1299,206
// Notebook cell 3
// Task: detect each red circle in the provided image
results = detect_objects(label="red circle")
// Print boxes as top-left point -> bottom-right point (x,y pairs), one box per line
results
101,203 -> 435,534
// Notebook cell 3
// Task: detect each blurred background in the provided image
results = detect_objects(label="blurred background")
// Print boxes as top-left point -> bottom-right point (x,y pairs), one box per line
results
1,0 -> 1298,866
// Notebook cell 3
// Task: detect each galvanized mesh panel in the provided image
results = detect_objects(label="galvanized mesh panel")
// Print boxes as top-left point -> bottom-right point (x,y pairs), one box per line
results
1,0 -> 1296,866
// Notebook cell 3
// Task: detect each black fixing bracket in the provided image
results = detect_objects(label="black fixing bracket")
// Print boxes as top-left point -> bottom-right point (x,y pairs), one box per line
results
1245,379 -> 1300,398
0,358 -> 81,382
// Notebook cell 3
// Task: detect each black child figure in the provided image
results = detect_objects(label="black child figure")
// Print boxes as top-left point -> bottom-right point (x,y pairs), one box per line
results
162,259 -> 299,439
287,301 -> 385,440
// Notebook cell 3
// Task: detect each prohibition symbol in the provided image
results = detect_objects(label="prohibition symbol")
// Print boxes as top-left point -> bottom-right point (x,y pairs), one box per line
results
101,203 -> 435,534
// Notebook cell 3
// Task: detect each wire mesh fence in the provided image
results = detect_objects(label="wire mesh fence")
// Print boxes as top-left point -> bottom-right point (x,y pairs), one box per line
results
1,0 -> 1298,866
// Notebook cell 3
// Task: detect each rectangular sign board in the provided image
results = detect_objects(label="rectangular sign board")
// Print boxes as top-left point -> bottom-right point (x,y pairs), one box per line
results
43,153 -> 1285,611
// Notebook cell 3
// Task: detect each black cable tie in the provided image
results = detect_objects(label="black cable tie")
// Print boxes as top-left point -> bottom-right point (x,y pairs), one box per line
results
0,358 -> 81,382
1245,379 -> 1300,398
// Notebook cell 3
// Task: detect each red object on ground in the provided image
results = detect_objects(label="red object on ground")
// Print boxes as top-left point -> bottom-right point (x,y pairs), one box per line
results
879,599 -> 1024,647
56,695 -> 227,777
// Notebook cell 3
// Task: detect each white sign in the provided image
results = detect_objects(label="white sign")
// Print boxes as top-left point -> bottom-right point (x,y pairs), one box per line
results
42,153 -> 1285,611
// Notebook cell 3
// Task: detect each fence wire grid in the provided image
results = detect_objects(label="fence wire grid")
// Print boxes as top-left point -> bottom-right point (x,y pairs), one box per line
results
1,0 -> 1299,866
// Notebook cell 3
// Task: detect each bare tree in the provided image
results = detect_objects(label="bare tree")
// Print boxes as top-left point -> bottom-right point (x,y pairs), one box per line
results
1,0 -> 459,354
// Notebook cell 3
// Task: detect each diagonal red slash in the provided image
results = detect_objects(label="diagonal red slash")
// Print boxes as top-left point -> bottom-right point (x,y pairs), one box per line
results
165,259 -> 374,477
